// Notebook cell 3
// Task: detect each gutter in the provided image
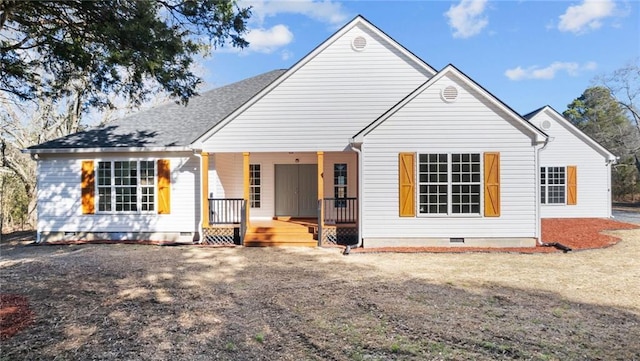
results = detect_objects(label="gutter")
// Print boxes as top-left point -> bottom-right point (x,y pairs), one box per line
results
22,146 -> 193,155
349,139 -> 364,248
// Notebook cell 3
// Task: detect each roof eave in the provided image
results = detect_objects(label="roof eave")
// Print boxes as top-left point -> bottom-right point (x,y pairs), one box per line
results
22,146 -> 193,155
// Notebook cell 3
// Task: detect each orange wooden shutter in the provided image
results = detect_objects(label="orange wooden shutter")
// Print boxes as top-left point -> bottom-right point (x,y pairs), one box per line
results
567,165 -> 577,205
399,153 -> 415,217
157,159 -> 171,214
484,152 -> 500,217
81,160 -> 95,214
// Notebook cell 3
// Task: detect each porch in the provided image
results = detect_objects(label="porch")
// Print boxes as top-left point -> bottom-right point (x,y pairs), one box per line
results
198,150 -> 359,247
201,198 -> 358,247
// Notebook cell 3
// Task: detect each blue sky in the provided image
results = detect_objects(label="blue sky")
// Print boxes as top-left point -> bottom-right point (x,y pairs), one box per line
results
200,0 -> 639,115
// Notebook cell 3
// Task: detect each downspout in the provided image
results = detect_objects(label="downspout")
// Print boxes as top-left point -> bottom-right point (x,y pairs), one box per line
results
30,153 -> 42,243
535,136 -> 572,252
535,137 -> 550,246
349,140 -> 364,248
193,150 -> 204,244
606,156 -> 619,219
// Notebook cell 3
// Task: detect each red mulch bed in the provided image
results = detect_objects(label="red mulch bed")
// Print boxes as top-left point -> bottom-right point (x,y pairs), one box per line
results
28,218 -> 640,254
0,294 -> 34,340
352,218 -> 639,254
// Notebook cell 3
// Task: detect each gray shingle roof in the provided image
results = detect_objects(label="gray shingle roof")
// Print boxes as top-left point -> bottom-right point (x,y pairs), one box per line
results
521,105 -> 547,121
28,69 -> 286,151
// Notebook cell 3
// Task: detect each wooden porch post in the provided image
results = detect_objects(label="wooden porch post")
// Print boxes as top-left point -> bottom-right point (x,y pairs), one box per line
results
317,151 -> 324,229
201,152 -> 209,229
243,152 -> 250,228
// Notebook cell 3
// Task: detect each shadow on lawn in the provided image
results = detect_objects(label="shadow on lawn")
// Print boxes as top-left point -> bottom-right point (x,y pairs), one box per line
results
1,244 -> 639,360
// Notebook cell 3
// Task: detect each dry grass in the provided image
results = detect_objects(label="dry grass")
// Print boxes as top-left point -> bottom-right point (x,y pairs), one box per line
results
1,229 -> 639,360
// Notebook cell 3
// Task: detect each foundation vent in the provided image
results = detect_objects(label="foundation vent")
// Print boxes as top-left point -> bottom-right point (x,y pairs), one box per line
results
450,237 -> 465,243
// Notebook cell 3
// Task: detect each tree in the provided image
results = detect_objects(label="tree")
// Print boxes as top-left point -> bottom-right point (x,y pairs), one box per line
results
0,0 -> 252,231
1,0 -> 251,108
564,86 -> 640,199
597,58 -> 640,132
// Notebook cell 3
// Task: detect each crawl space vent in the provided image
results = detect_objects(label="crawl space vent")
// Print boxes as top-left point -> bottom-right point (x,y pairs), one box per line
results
352,36 -> 367,51
441,85 -> 459,102
540,119 -> 552,131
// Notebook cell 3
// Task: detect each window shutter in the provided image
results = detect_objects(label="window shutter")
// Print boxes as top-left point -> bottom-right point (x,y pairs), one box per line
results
81,160 -> 95,214
483,152 -> 500,217
567,165 -> 577,205
399,153 -> 415,217
157,159 -> 171,214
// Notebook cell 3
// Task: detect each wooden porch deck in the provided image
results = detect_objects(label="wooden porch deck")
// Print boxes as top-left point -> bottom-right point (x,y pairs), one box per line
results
244,218 -> 318,247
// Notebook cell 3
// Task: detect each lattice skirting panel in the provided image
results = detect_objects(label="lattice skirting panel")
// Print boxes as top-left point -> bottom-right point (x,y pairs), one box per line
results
202,227 -> 241,245
322,227 -> 359,246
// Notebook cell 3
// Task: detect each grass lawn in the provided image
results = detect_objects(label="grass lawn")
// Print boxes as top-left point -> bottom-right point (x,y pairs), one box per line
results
1,229 -> 639,360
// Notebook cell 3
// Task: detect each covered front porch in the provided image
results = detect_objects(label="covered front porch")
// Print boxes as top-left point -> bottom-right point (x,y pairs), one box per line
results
198,151 -> 359,246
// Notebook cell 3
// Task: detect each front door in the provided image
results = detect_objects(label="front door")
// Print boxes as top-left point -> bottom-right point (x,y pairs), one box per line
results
275,164 -> 318,217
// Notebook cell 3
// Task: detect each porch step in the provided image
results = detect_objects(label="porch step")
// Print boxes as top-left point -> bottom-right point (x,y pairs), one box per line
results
243,220 -> 317,247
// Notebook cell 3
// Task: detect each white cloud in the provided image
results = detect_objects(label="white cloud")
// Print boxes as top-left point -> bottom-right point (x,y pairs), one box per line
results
505,61 -> 598,80
444,0 -> 489,39
244,0 -> 349,27
244,25 -> 294,53
280,49 -> 294,61
558,0 -> 616,33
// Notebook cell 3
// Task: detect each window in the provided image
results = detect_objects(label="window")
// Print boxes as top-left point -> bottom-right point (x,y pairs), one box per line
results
97,161 -> 155,213
249,164 -> 261,208
334,163 -> 347,207
418,153 -> 481,215
541,166 -> 565,204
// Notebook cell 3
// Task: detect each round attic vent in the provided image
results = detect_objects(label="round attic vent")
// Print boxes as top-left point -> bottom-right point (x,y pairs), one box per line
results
441,85 -> 459,102
352,36 -> 367,51
540,119 -> 552,131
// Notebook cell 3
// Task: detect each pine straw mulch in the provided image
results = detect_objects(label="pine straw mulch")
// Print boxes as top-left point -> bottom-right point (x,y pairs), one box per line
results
351,218 -> 639,254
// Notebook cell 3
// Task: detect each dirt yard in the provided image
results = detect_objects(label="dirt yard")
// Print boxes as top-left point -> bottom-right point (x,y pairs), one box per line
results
1,229 -> 640,360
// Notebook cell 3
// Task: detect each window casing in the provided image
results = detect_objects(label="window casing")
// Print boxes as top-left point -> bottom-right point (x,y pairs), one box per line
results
541,166 -> 565,204
96,161 -> 155,213
249,164 -> 261,208
334,163 -> 347,208
418,153 -> 481,215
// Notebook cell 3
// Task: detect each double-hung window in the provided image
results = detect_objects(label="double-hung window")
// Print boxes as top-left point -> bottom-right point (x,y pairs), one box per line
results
418,153 -> 481,215
541,166 -> 565,204
97,161 -> 155,213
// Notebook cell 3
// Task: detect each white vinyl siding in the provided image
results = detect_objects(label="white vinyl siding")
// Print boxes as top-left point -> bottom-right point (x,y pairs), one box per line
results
36,152 -> 200,234
361,74 -> 538,240
202,24 -> 432,153
533,110 -> 612,218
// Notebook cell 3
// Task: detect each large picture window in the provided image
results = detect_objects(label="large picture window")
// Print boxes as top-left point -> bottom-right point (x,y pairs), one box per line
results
418,153 -> 481,215
249,164 -> 261,208
541,166 -> 565,204
97,161 -> 155,212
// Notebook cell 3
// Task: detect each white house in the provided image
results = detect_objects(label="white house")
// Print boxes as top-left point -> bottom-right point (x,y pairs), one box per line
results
523,106 -> 616,218
25,16 -> 614,248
